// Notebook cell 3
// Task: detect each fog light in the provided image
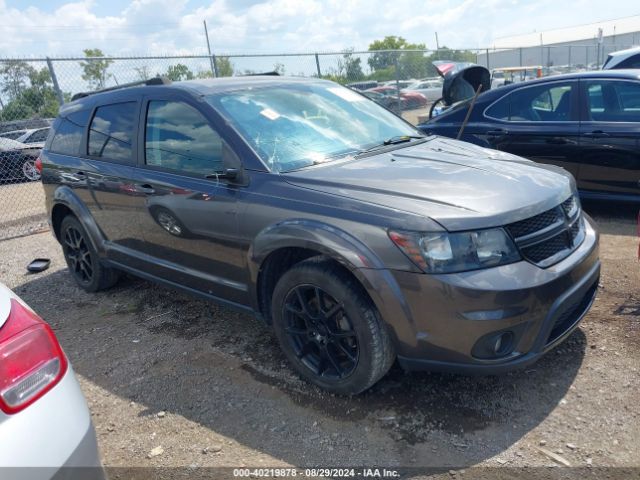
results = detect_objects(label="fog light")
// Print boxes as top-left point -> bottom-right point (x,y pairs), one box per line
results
471,329 -> 518,359
493,332 -> 514,356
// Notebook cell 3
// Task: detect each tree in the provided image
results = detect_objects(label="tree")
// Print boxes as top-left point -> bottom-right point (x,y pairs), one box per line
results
135,66 -> 151,81
0,66 -> 60,122
79,49 -> 113,90
0,60 -> 35,100
367,36 -> 428,80
216,57 -> 234,77
339,49 -> 364,81
424,47 -> 477,76
164,64 -> 195,81
273,63 -> 285,75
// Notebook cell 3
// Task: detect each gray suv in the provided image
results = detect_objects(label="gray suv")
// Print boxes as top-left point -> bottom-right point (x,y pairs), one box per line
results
40,76 -> 600,394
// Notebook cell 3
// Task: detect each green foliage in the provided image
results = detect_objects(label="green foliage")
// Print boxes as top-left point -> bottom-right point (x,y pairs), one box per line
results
164,64 -> 195,81
0,60 -> 35,100
365,37 -> 477,81
0,65 -> 60,121
367,36 -> 427,79
196,70 -> 213,79
216,57 -> 234,77
424,47 -> 477,76
79,48 -> 114,90
321,49 -> 365,84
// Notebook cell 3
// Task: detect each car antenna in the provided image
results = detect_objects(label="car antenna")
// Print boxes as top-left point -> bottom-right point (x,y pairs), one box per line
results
456,83 -> 483,140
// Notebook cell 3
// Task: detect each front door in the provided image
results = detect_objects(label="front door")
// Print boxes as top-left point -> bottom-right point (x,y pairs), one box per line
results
577,78 -> 640,199
129,96 -> 249,305
479,80 -> 582,179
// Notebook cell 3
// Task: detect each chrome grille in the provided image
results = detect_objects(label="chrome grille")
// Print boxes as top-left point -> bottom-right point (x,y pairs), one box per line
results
506,195 -> 584,268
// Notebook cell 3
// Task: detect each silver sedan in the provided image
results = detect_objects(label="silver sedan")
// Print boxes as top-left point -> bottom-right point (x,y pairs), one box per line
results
0,282 -> 103,479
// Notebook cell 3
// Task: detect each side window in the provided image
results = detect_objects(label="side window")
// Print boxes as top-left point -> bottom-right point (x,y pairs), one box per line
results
88,102 -> 136,161
487,83 -> 573,122
586,80 -> 640,122
485,97 -> 509,120
49,109 -> 91,156
144,100 -> 223,175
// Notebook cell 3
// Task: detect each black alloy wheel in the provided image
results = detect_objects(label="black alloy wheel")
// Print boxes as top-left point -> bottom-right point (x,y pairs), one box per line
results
271,259 -> 395,395
59,215 -> 120,292
282,284 -> 359,380
63,223 -> 93,286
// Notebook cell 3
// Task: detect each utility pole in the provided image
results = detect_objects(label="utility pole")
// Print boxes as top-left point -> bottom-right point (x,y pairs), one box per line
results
203,20 -> 217,77
435,32 -> 440,59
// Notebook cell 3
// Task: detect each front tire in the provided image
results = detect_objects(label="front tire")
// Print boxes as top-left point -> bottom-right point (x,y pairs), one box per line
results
271,258 -> 395,395
60,215 -> 119,292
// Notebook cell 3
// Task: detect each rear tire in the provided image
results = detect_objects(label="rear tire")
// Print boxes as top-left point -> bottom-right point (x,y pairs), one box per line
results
60,215 -> 119,292
271,258 -> 395,395
21,157 -> 40,181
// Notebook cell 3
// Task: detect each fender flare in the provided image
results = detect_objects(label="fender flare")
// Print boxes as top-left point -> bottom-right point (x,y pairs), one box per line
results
51,186 -> 107,256
248,219 -> 417,346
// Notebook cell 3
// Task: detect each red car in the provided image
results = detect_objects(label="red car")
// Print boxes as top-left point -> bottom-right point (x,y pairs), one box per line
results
365,86 -> 428,109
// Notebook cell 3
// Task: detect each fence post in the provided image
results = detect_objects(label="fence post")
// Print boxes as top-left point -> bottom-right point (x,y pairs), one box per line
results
211,55 -> 219,78
394,56 -> 401,113
519,48 -> 523,67
586,46 -> 589,70
46,57 -> 64,107
315,53 -> 321,78
567,46 -> 572,70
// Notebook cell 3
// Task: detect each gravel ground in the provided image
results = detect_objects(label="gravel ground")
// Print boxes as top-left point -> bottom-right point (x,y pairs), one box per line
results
0,202 -> 638,479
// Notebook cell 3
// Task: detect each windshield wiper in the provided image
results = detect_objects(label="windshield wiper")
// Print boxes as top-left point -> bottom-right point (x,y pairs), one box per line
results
356,135 -> 427,156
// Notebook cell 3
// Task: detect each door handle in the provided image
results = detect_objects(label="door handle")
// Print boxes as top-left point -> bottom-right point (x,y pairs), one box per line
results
134,183 -> 155,195
486,129 -> 508,136
582,130 -> 610,138
75,171 -> 86,176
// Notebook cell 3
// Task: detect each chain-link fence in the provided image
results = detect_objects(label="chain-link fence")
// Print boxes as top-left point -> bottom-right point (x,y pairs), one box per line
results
0,44 -> 635,239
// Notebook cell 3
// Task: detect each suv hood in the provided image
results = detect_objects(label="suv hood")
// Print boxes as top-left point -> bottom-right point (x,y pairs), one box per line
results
284,137 -> 574,231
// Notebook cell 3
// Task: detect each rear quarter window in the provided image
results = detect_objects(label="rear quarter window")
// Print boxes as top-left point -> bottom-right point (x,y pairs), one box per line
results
49,109 -> 91,156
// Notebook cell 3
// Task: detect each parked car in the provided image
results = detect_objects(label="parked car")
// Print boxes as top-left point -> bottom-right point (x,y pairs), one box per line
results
0,282 -> 103,478
382,80 -> 417,89
0,137 -> 42,182
490,66 -> 543,89
366,86 -> 428,109
361,90 -> 405,113
346,80 -> 379,91
602,46 -> 640,69
41,76 -> 599,394
419,69 -> 640,203
402,79 -> 443,102
0,127 -> 51,148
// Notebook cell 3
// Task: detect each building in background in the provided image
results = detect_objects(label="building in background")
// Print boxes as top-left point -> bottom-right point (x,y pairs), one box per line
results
478,15 -> 640,71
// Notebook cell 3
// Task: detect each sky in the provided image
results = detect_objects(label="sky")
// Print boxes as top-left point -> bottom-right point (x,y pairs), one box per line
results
0,0 -> 639,58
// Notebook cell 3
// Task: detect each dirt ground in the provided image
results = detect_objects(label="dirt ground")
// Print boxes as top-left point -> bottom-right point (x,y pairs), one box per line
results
0,201 -> 638,479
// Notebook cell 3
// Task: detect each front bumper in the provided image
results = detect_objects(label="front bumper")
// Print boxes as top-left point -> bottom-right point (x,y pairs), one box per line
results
376,215 -> 600,373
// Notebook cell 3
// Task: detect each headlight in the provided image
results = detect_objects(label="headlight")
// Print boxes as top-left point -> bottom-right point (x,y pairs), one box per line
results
389,228 -> 521,273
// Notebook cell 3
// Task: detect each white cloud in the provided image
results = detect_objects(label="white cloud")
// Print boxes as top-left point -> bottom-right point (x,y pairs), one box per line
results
0,0 -> 638,58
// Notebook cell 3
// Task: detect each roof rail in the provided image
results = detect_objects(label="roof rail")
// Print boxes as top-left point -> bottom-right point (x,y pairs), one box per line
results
240,71 -> 280,76
71,76 -> 171,101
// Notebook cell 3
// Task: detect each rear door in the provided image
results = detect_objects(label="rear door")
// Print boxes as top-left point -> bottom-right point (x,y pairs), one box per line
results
127,93 -> 249,305
480,80 -> 582,178
577,78 -> 640,199
47,100 -> 147,265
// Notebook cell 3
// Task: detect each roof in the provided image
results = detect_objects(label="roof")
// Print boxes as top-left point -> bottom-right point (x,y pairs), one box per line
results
60,75 -> 330,114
